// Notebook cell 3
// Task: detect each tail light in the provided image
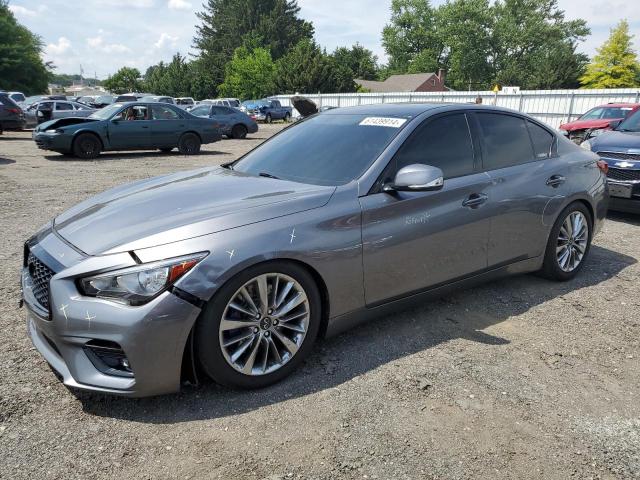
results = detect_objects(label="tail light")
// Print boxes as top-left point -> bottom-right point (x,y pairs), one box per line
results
597,160 -> 608,175
8,108 -> 21,114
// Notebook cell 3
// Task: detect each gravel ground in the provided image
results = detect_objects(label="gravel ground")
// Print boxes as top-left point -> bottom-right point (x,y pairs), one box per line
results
1,126 -> 639,480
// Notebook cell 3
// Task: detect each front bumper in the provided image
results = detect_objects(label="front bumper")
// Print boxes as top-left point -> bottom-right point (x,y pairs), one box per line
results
32,131 -> 72,151
606,178 -> 640,214
22,232 -> 202,397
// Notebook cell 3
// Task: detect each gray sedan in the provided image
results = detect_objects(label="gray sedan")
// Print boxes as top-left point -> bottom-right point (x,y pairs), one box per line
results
21,103 -> 608,397
24,100 -> 96,128
189,104 -> 258,139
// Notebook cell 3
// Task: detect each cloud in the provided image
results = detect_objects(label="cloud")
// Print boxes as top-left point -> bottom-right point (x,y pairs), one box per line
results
154,32 -> 180,49
46,37 -> 72,55
8,5 -> 37,16
100,0 -> 154,6
86,36 -> 131,53
168,0 -> 192,10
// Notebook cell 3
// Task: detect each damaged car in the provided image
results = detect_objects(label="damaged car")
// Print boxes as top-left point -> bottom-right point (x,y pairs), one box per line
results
32,102 -> 222,159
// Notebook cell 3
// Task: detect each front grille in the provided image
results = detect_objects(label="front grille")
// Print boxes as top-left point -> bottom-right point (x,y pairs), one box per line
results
597,151 -> 640,161
607,167 -> 640,182
27,252 -> 55,310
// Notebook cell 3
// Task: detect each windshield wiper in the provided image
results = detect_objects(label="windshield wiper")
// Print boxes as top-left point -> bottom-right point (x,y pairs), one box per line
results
258,172 -> 280,180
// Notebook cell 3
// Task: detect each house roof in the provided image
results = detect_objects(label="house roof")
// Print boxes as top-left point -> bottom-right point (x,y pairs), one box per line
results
355,73 -> 438,93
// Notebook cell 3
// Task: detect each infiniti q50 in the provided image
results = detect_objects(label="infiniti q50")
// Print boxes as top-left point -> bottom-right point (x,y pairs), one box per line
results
21,104 -> 608,397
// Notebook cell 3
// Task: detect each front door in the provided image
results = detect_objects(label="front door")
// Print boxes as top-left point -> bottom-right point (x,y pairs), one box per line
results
360,113 -> 492,305
107,104 -> 152,149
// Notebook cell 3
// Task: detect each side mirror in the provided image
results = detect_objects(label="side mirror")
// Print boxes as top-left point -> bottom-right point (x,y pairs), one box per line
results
383,164 -> 444,193
608,119 -> 622,130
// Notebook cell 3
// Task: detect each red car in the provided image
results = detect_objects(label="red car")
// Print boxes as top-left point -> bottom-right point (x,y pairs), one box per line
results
560,103 -> 640,143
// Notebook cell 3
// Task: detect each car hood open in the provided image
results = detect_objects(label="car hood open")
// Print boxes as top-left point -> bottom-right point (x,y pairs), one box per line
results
54,167 -> 336,255
35,117 -> 99,131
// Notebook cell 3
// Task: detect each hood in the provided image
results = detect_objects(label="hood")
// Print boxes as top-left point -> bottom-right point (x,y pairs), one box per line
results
36,117 -> 99,131
53,167 -> 335,255
560,119 -> 617,131
591,130 -> 640,151
291,96 -> 318,118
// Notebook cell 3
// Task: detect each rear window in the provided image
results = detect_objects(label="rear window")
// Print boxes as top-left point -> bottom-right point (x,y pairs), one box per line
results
477,113 -> 534,170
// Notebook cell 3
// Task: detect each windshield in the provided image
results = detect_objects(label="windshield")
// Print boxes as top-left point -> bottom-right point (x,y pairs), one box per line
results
617,109 -> 640,132
232,114 -> 408,186
242,100 -> 267,107
88,103 -> 123,120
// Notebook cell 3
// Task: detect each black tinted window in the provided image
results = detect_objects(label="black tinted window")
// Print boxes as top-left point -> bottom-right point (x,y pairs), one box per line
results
394,113 -> 475,179
55,102 -> 73,111
527,121 -> 554,159
477,113 -> 534,170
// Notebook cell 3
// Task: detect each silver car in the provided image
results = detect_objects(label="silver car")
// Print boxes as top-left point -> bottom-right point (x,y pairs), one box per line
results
24,100 -> 96,128
22,104 -> 608,397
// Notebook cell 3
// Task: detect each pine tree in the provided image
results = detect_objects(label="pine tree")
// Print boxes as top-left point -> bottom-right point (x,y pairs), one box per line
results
580,20 -> 640,88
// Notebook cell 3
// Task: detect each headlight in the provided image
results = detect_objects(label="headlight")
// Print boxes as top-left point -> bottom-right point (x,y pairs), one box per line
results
589,128 -> 606,138
79,253 -> 207,305
580,139 -> 592,151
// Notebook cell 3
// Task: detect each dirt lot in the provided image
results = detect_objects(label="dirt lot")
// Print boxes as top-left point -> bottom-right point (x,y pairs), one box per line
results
1,125 -> 639,480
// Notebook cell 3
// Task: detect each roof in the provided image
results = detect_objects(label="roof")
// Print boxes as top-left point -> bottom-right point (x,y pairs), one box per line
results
322,102 -> 525,118
355,73 -> 437,93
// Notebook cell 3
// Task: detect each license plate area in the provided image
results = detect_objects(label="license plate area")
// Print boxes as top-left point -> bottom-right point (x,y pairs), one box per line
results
609,183 -> 633,198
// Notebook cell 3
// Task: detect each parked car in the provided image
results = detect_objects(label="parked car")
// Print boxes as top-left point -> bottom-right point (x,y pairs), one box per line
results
0,92 -> 25,133
140,95 -> 175,104
176,97 -> 196,109
559,103 -> 640,143
189,104 -> 258,139
8,91 -> 26,103
115,93 -> 145,102
32,102 -> 222,158
92,95 -> 115,108
581,109 -> 640,213
22,103 -> 607,397
24,100 -> 96,128
242,98 -> 292,123
204,98 -> 241,108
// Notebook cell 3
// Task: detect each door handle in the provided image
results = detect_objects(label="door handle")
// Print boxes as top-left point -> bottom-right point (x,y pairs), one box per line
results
141,126 -> 149,129
462,193 -> 488,208
546,175 -> 566,187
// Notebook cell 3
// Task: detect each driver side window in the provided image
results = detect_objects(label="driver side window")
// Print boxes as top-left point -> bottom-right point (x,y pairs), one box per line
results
392,113 -> 476,180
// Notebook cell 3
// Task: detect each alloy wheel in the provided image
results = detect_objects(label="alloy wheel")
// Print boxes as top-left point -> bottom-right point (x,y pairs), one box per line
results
556,211 -> 589,272
218,273 -> 310,376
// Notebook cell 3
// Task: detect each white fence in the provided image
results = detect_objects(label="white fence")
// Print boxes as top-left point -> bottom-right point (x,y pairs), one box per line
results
273,88 -> 640,128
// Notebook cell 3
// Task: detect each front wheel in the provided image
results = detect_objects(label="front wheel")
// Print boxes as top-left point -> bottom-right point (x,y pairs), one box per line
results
72,133 -> 101,159
265,113 -> 272,124
178,132 -> 201,155
196,262 -> 321,389
539,202 -> 593,281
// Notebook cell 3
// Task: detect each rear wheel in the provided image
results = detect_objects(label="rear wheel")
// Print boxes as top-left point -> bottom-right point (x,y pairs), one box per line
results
540,202 -> 592,281
196,262 -> 321,389
231,124 -> 248,139
284,112 -> 291,123
178,133 -> 201,155
72,133 -> 101,159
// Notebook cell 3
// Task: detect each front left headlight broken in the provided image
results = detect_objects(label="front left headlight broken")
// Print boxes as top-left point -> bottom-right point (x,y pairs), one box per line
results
79,253 -> 208,305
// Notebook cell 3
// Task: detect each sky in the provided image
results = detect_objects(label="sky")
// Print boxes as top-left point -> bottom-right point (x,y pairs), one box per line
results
7,0 -> 640,80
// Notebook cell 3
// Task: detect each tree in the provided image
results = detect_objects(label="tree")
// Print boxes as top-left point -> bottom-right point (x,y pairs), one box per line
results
580,20 -> 640,89
193,0 -> 313,97
274,39 -> 354,94
0,1 -> 50,94
331,44 -> 379,80
144,54 -> 193,97
103,67 -> 143,94
218,46 -> 276,99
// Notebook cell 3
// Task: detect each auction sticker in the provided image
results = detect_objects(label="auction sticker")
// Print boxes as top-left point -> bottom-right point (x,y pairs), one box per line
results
359,117 -> 407,128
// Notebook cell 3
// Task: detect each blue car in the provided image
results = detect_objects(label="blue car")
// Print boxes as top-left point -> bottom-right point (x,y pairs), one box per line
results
189,104 -> 258,139
582,109 -> 640,213
33,102 -> 222,159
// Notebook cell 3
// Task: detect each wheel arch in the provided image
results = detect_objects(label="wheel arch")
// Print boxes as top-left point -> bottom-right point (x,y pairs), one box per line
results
180,130 -> 202,143
72,129 -> 105,150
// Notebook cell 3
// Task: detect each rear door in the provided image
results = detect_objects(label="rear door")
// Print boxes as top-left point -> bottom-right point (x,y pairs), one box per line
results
54,101 -> 75,119
149,104 -> 184,147
360,112 -> 492,305
473,112 -> 565,266
211,106 -> 234,134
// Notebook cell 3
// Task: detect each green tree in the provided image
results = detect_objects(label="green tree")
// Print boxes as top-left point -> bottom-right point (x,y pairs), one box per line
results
274,39 -> 354,94
193,0 -> 313,97
103,67 -> 143,94
0,1 -> 50,94
580,20 -> 640,88
218,46 -> 276,99
144,54 -> 193,97
331,44 -> 379,80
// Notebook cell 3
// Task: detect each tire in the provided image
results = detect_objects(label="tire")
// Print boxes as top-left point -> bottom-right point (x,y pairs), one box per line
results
539,202 -> 593,281
231,124 -> 248,139
159,147 -> 173,153
196,261 -> 322,389
178,132 -> 201,155
72,133 -> 101,159
265,113 -> 272,124
284,112 -> 291,123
